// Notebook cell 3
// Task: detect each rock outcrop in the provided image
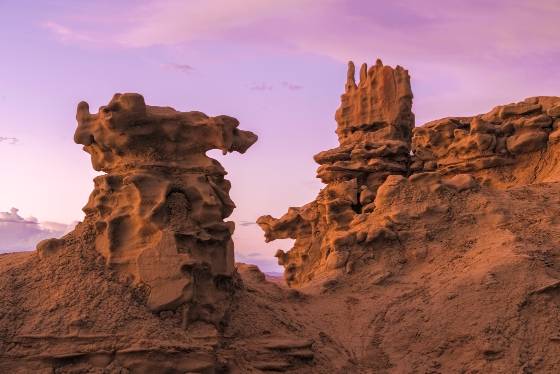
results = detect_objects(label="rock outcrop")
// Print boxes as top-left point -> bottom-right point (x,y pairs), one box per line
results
43,93 -> 257,326
258,60 -> 414,286
3,62 -> 560,373
412,96 -> 560,188
0,94 -> 344,373
259,60 -> 560,287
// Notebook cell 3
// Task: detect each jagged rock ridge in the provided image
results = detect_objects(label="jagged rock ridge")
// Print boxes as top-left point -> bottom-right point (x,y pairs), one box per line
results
259,59 -> 560,287
412,96 -> 560,188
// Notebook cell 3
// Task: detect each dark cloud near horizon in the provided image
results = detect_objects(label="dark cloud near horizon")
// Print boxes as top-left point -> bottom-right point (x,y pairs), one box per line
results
161,63 -> 194,73
0,136 -> 19,145
0,208 -> 76,252
249,81 -> 303,91
239,220 -> 257,227
249,82 -> 273,91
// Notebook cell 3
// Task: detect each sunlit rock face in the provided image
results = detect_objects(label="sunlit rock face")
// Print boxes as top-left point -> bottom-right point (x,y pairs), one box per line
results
411,96 -> 560,188
72,93 -> 257,325
259,59 -> 560,288
258,59 -> 415,287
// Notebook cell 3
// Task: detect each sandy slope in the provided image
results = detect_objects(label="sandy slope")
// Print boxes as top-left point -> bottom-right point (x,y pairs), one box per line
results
2,180 -> 560,372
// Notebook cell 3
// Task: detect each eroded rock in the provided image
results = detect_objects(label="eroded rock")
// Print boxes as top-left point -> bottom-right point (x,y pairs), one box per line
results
260,62 -> 560,287
258,59 -> 414,286
411,96 -> 560,185
72,93 -> 257,325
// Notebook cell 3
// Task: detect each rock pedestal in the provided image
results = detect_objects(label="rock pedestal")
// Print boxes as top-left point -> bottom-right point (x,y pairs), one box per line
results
73,93 -> 257,325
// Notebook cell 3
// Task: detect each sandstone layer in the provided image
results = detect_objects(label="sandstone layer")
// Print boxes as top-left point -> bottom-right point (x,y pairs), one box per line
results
412,96 -> 560,187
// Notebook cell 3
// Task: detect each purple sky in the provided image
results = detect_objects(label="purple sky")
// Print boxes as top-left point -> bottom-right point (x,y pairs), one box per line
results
1,0 -> 559,270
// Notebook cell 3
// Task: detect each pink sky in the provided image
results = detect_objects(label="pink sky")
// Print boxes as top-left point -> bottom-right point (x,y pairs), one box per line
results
1,0 -> 559,270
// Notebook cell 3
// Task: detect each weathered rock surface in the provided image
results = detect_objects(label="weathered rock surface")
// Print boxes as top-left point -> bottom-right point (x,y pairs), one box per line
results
315,59 -> 414,186
258,59 -> 415,286
48,93 -> 258,325
412,96 -> 560,187
259,60 -> 560,287
1,94 -> 342,373
3,63 -> 560,373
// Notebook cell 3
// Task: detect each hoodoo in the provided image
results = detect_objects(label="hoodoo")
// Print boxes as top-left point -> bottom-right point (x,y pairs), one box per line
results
45,93 -> 258,325
257,60 -> 415,286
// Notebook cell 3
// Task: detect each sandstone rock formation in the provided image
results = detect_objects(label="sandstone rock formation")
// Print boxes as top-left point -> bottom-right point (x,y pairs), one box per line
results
0,94 -> 342,373
3,63 -> 560,373
412,96 -> 560,187
44,93 -> 258,325
258,60 -> 415,286
315,59 -> 414,187
259,60 -> 560,287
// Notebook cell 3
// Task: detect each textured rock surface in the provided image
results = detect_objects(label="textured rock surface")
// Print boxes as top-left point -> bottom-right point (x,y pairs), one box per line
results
0,94 -> 346,373
70,93 -> 257,323
315,59 -> 414,186
3,63 -> 560,373
411,96 -> 560,188
258,59 -> 415,286
259,61 -> 560,287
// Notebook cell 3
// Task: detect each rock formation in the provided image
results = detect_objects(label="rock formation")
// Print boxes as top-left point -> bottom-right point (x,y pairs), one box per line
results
258,60 -> 414,286
42,93 -> 258,325
412,96 -> 560,187
3,63 -> 560,373
0,94 -> 341,373
259,60 -> 560,287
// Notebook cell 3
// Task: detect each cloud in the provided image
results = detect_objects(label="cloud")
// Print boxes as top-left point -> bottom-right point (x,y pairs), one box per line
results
0,208 -> 76,253
282,82 -> 303,91
249,82 -> 273,91
50,0 -> 558,63
115,0 -> 320,47
42,21 -> 95,43
0,137 -> 18,145
248,82 -> 303,92
239,220 -> 257,226
41,1 -> 560,70
161,63 -> 195,73
41,0 -> 560,123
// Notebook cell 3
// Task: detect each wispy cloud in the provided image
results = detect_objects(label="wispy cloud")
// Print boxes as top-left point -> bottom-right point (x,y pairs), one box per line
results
282,81 -> 303,91
115,0 -> 319,47
42,21 -> 95,43
39,0 -> 560,123
161,63 -> 195,73
40,1 -> 560,66
0,208 -> 76,252
0,137 -> 18,145
239,220 -> 257,226
245,252 -> 261,257
249,82 -> 273,91
248,82 -> 303,92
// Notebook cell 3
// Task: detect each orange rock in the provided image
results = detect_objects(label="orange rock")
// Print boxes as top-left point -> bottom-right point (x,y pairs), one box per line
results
74,93 -> 257,324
